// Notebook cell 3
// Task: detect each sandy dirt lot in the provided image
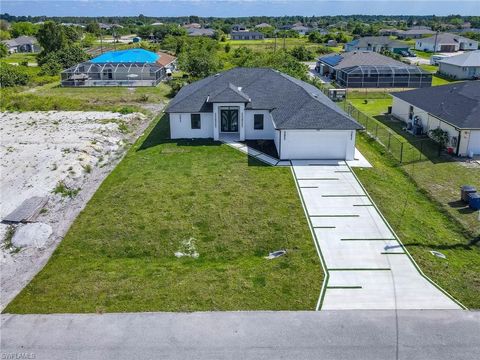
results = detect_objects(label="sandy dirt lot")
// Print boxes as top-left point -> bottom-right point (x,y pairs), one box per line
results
0,110 -> 155,310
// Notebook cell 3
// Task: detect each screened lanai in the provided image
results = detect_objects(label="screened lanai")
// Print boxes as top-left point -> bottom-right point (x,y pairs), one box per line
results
336,65 -> 432,88
61,61 -> 167,87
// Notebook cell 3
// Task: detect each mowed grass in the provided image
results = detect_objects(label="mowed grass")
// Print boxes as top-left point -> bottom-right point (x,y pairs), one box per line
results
350,97 -> 480,235
5,116 -> 322,313
354,135 -> 480,308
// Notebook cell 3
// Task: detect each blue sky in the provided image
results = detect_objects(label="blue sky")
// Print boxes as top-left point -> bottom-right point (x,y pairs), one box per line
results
2,1 -> 479,17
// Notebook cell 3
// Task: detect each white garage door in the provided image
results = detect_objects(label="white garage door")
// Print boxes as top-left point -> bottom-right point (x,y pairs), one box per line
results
467,130 -> 480,155
281,130 -> 351,160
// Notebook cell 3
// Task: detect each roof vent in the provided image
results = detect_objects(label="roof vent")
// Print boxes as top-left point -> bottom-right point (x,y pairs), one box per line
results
238,86 -> 242,91
214,73 -> 220,77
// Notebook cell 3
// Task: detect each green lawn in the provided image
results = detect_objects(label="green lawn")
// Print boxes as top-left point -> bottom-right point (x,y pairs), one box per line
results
412,50 -> 431,60
0,52 -> 38,65
5,116 -> 322,313
354,135 -> 480,308
224,37 -> 342,54
0,83 -> 172,114
349,98 -> 480,235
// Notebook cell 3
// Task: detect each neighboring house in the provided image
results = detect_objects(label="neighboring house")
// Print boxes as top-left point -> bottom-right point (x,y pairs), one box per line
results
290,25 -> 310,35
165,67 -> 363,160
438,50 -> 480,79
132,36 -> 141,43
379,28 -> 400,36
231,24 -> 247,32
183,23 -> 202,29
187,28 -> 215,37
61,49 -> 175,87
231,31 -> 264,40
344,36 -> 410,54
396,29 -> 436,39
316,51 -> 432,88
1,36 -> 40,54
255,23 -> 272,29
391,81 -> 480,156
415,33 -> 478,52
327,40 -> 338,47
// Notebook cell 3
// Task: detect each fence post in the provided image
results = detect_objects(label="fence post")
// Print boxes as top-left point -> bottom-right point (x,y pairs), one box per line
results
375,124 -> 379,139
387,132 -> 391,150
400,142 -> 404,163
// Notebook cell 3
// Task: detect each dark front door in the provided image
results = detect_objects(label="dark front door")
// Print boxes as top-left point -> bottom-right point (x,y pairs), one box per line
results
221,109 -> 239,132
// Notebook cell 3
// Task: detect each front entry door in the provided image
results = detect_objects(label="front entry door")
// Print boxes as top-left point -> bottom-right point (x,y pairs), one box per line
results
221,109 -> 239,132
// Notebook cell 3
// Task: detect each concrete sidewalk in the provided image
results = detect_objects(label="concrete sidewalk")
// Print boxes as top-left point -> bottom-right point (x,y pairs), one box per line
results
291,160 -> 461,310
1,310 -> 479,360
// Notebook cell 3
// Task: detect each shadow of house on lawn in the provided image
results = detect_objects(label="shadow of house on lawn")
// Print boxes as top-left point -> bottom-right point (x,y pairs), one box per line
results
138,114 -> 221,151
374,114 -> 449,165
138,114 -> 271,168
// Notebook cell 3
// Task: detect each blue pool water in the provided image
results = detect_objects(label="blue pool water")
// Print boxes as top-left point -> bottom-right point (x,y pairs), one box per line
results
91,49 -> 159,63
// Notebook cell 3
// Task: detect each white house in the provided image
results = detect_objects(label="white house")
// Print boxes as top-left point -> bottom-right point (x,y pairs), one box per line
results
415,33 -> 478,52
165,68 -> 363,160
438,50 -> 480,79
391,81 -> 480,156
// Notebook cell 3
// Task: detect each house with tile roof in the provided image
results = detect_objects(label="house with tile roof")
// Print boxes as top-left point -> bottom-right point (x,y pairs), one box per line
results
165,68 -> 363,160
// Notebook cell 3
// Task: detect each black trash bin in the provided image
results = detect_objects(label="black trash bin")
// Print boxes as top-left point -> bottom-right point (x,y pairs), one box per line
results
461,185 -> 476,202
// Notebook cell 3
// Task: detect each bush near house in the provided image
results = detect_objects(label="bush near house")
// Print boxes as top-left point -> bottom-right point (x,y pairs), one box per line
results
0,63 -> 29,87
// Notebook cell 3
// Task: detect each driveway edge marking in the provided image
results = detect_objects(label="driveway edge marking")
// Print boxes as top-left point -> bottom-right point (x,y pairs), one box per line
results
346,162 -> 467,310
290,165 -> 329,311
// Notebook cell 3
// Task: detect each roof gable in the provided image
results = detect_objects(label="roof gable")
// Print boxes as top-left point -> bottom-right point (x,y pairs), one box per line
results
165,68 -> 363,131
392,81 -> 480,129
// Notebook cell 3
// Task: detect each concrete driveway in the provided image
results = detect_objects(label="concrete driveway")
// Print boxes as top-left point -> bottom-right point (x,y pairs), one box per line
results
291,160 -> 461,310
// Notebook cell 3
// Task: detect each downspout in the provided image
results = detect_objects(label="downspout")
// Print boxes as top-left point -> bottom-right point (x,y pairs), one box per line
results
455,129 -> 462,156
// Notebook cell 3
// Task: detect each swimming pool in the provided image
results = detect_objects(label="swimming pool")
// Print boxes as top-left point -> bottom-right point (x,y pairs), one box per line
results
91,49 -> 159,63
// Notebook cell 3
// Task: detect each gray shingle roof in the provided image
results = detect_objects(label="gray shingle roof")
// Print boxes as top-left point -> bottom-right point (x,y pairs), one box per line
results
438,50 -> 480,67
2,36 -> 37,48
208,83 -> 251,103
165,67 -> 363,130
347,36 -> 408,49
320,51 -> 422,70
392,81 -> 480,129
419,32 -> 474,45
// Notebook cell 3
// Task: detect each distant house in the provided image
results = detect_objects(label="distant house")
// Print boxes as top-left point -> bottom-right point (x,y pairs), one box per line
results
187,28 -> 215,37
165,67 -> 363,160
438,50 -> 480,79
61,49 -> 175,87
415,33 -> 478,52
1,36 -> 40,54
396,29 -> 436,39
183,23 -> 202,29
255,23 -> 272,29
231,31 -> 264,40
316,51 -> 432,88
327,40 -> 338,47
391,81 -> 480,156
151,22 -> 164,26
231,24 -> 247,32
344,36 -> 410,54
290,25 -> 310,35
379,28 -> 400,36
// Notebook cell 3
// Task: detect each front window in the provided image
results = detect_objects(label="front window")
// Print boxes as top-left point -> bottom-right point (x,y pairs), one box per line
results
254,114 -> 264,130
191,114 -> 201,129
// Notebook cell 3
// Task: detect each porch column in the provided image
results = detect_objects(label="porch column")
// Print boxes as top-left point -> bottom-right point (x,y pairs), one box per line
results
213,104 -> 219,141
239,105 -> 246,141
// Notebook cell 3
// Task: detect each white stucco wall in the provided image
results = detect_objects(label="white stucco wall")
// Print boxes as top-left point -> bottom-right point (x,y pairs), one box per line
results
169,113 -> 214,139
244,110 -> 276,140
279,129 -> 355,160
438,62 -> 480,80
460,130 -> 480,156
391,97 -> 468,154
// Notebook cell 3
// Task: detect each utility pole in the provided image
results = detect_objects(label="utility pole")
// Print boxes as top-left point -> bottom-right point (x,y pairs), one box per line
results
433,30 -> 439,55
283,33 -> 286,50
274,35 -> 277,52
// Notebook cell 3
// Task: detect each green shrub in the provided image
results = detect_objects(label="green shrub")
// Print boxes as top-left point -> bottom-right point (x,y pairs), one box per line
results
0,63 -> 30,87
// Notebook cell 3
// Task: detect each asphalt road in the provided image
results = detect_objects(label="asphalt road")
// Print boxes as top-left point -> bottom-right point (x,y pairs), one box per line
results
1,310 -> 479,360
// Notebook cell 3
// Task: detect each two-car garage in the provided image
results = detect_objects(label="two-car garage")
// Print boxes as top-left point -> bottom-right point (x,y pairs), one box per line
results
275,129 -> 356,161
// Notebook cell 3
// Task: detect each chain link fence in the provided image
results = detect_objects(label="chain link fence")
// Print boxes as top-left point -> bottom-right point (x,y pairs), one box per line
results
341,102 -> 441,164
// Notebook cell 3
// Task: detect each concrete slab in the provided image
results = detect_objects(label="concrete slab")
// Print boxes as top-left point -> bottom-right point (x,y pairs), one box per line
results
255,154 -> 278,166
347,148 -> 373,168
292,162 -> 461,310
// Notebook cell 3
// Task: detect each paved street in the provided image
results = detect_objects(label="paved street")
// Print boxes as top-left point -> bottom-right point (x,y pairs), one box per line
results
291,160 -> 461,310
1,310 -> 479,360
